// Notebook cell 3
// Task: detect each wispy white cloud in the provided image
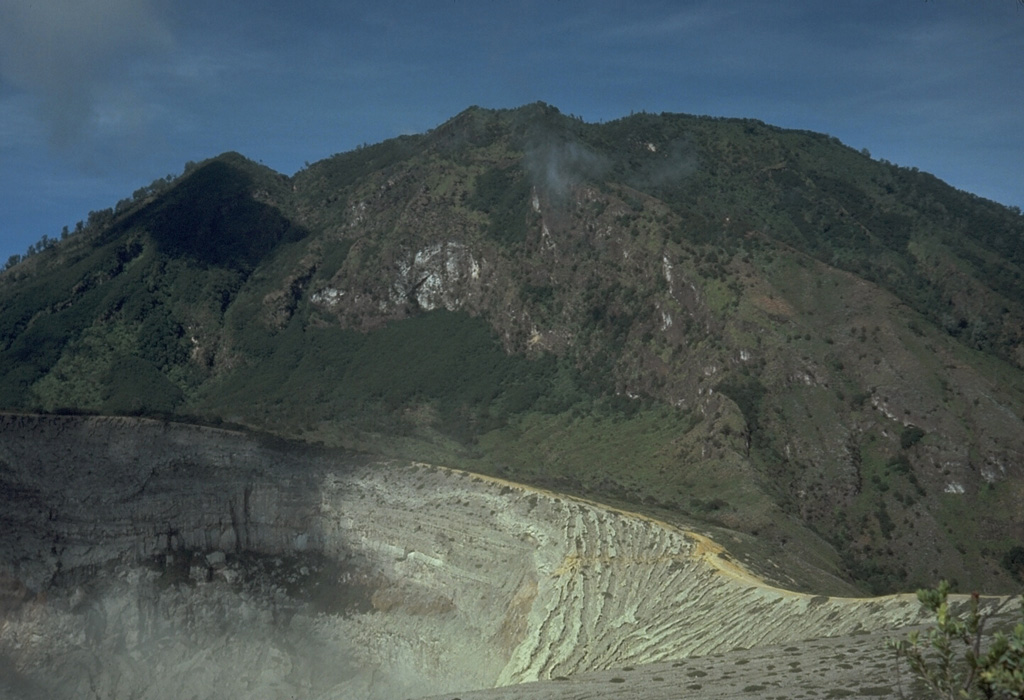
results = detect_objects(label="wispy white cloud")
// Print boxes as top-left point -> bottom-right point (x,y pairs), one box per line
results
0,0 -> 173,150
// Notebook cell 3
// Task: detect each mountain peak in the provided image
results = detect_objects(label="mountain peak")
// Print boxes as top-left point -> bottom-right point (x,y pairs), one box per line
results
3,105 -> 1024,594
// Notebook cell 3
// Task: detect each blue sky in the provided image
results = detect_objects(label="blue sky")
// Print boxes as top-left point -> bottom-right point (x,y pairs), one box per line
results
1,0 -> 1022,263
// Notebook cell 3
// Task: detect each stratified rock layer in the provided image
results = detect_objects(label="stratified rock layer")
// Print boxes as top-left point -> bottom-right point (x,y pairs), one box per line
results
0,414 -> 926,699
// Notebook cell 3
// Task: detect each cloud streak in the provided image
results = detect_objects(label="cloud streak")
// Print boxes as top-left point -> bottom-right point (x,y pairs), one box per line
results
0,0 -> 173,150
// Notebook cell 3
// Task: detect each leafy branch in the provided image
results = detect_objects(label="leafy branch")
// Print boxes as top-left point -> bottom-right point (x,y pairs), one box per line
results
889,580 -> 1024,699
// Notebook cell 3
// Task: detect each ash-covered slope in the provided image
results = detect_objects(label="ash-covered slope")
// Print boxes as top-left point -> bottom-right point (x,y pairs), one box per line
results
3,104 -> 1024,594
0,414 -> 931,699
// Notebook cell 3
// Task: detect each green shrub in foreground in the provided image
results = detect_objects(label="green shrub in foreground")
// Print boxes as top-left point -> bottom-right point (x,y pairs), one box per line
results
889,580 -> 1024,699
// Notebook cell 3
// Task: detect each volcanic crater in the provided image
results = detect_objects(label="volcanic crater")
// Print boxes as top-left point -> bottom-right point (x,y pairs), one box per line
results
1,414 -> 937,699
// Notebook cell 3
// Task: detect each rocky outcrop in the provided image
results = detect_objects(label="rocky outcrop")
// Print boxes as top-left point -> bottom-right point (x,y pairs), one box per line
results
0,414 -> 930,699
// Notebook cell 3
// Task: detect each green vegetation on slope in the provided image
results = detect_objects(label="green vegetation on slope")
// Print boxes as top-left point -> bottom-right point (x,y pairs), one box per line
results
196,309 -> 590,440
3,104 -> 1024,595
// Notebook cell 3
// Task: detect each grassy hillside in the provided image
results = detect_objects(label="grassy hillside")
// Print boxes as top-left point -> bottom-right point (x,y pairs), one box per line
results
2,104 -> 1024,594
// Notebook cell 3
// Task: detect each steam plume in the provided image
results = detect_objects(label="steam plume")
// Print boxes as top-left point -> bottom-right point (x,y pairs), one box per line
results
0,0 -> 172,150
524,130 -> 609,203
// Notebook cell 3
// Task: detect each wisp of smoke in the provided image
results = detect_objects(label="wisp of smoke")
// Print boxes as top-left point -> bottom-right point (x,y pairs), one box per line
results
522,124 -> 698,209
633,137 -> 699,189
524,130 -> 610,204
0,0 -> 172,151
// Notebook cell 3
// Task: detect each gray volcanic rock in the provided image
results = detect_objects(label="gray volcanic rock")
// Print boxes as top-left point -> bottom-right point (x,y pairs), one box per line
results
0,414 -> 507,698
0,414 -> 939,699
420,630 -> 912,700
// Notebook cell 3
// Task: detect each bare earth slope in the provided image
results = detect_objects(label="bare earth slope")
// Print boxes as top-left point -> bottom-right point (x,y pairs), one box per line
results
0,415 -> 958,699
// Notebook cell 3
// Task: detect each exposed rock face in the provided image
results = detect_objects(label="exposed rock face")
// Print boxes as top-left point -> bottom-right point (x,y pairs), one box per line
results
0,414 -> 928,699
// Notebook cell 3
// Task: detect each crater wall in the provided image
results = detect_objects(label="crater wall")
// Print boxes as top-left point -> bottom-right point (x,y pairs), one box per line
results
0,415 -> 926,699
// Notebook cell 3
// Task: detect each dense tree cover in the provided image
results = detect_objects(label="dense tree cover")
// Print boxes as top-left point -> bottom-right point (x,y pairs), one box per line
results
139,160 -> 307,270
202,309 -> 590,440
467,164 -> 532,246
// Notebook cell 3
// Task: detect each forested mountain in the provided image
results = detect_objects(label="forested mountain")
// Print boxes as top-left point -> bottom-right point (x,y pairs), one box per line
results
4,103 -> 1024,594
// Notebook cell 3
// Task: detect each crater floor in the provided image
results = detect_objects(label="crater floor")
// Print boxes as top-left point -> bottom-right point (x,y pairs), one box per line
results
0,415 -> 940,699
